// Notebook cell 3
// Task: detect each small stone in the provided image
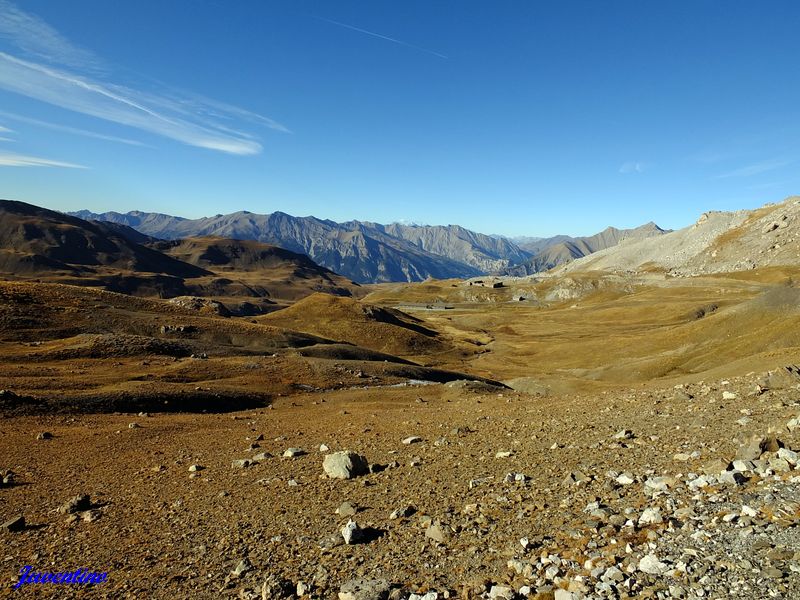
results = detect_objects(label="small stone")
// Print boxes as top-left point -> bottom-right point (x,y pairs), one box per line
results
645,476 -> 675,492
639,554 -> 668,575
488,585 -> 514,599
297,581 -> 310,596
36,432 -> 53,440
283,448 -> 306,458
341,519 -> 364,545
778,447 -> 799,465
614,429 -> 634,440
495,451 -> 513,458
80,509 -> 101,523
128,422 -> 141,429
425,521 -> 447,544
1,515 -> 24,532
736,438 -> 764,461
719,470 -> 748,485
232,558 -> 252,577
722,391 -> 737,400
188,464 -> 204,472
669,585 -> 687,598
58,494 -> 91,515
769,457 -> 791,472
602,566 -> 625,582
319,444 -> 330,452
702,458 -> 730,474
389,505 -> 414,520
638,507 -> 663,526
741,505 -> 758,517
616,472 -> 635,485
337,578 -> 390,600
762,566 -> 783,579
231,459 -> 252,469
402,436 -> 422,445
336,502 -> 357,517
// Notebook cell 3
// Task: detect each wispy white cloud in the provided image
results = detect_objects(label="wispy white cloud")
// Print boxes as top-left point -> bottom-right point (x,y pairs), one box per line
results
0,136 -> 13,141
619,161 -> 646,174
0,109 -> 147,146
0,151 -> 86,168
0,52 -> 272,154
317,16 -> 448,59
715,158 -> 791,179
0,1 -> 287,155
0,0 -> 101,70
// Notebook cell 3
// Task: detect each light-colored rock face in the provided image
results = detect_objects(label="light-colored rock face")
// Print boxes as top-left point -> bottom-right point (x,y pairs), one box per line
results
557,196 -> 800,277
507,222 -> 670,276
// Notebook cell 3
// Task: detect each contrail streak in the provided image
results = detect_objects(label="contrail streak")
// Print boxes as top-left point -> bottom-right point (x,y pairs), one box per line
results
317,17 -> 448,60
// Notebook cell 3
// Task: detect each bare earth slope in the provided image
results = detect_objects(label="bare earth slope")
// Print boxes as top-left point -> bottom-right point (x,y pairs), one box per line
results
152,237 -> 357,301
0,281 -> 497,415
260,293 -> 471,362
0,200 -> 203,278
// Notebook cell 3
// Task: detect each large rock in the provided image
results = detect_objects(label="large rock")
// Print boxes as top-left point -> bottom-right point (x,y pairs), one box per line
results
323,451 -> 369,479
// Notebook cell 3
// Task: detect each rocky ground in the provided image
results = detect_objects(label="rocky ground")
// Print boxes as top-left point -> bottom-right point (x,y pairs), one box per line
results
3,367 -> 800,599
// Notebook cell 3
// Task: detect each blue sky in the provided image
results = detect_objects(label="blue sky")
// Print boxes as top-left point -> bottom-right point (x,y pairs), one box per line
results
0,1 -> 798,237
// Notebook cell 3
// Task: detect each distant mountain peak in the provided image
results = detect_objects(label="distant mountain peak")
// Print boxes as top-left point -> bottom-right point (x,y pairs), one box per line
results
70,208 -> 531,283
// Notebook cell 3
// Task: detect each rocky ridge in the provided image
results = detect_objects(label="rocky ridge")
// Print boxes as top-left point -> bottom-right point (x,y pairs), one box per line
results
557,196 -> 800,277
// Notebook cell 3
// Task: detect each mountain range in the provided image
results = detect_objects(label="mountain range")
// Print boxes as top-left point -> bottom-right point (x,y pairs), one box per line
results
71,208 -> 667,283
0,200 -> 355,304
